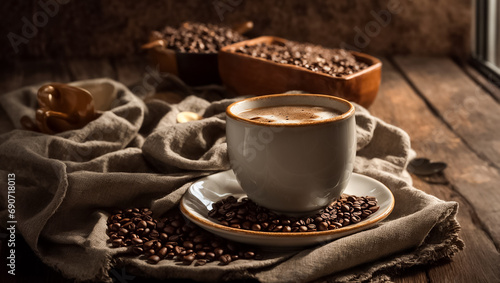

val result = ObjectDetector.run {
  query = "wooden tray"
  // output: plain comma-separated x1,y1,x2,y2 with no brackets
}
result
218,36,382,107
144,43,220,86
143,22,253,86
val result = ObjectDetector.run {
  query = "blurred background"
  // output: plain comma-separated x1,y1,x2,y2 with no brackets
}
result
0,0,474,60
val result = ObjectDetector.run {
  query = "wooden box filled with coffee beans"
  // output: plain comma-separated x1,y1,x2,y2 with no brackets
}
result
218,36,382,108
142,21,252,86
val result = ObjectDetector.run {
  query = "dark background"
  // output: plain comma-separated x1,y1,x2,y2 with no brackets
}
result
0,0,471,60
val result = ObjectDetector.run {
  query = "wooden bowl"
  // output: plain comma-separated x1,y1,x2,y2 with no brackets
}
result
218,36,382,108
143,21,253,86
144,45,220,86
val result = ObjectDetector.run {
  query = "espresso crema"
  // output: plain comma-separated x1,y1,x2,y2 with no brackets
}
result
237,105,341,124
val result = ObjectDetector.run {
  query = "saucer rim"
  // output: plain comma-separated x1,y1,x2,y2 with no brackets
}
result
180,171,395,239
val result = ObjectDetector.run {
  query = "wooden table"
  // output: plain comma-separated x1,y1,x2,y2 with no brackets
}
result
1,56,499,282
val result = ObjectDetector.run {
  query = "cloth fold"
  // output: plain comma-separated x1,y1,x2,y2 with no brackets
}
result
0,78,463,282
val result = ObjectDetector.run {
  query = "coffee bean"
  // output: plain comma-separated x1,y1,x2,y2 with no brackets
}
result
157,247,168,258
174,246,184,255
251,223,261,231
150,230,160,238
206,252,216,260
256,213,268,221
170,220,181,228
144,240,155,249
195,259,207,266
112,239,123,247
318,222,329,231
163,225,176,234
193,235,206,243
183,254,196,264
132,238,143,245
351,215,361,223
219,254,232,265
169,235,180,242
147,255,160,264
160,233,169,241
244,251,255,259
214,247,224,257
184,241,194,249
132,246,144,254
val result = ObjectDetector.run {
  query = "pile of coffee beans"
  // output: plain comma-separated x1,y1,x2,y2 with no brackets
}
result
151,22,246,53
106,208,260,266
231,41,369,77
208,194,379,232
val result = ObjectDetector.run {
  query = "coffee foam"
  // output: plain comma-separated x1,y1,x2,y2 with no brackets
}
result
238,105,340,124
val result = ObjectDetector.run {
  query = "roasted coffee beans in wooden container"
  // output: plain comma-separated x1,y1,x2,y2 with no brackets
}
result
233,41,369,77
149,22,247,53
219,36,382,107
142,22,249,86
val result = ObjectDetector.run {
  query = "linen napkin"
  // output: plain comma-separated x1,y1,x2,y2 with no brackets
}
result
0,78,463,282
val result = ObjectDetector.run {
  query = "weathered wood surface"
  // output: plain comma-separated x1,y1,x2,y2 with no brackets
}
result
1,56,499,283
458,61,500,103
393,56,500,168
371,58,500,283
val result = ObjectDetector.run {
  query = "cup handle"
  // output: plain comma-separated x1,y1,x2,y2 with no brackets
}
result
44,110,71,121
40,110,75,134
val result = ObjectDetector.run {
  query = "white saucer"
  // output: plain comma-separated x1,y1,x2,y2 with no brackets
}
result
180,170,394,248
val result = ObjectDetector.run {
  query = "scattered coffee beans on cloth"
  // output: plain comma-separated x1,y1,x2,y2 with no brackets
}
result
209,194,379,232
106,208,261,266
151,22,247,53
230,41,369,77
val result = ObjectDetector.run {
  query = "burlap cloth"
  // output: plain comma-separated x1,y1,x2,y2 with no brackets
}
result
0,78,464,282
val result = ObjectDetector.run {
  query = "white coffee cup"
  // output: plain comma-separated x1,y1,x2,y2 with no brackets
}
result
226,93,356,214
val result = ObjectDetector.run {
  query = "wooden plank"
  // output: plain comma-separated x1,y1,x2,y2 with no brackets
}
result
392,268,429,283
387,56,500,246
413,178,500,283
458,61,500,103
393,56,500,168
370,58,500,283
67,58,117,81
